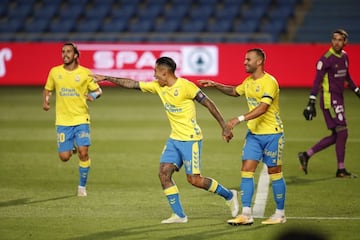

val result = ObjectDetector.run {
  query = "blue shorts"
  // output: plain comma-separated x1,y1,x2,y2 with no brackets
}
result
242,131,284,167
56,124,91,152
160,139,202,175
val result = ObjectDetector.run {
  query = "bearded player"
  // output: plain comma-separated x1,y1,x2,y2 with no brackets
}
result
43,42,102,196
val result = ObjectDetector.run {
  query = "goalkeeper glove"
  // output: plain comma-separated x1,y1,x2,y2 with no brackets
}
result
303,96,316,121
355,88,360,98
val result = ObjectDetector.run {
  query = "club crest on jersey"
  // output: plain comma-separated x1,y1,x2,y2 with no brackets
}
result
256,85,260,92
174,89,179,96
75,75,80,82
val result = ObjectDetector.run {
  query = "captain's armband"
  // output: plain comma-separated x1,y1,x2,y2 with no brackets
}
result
194,91,207,103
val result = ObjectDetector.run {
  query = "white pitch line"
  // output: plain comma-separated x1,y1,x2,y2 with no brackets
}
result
252,164,269,218
255,216,360,220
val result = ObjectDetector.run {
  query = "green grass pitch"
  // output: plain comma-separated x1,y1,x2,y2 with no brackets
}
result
0,87,359,240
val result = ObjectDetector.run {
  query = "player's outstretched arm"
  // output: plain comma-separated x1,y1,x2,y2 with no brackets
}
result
90,74,140,89
198,79,238,97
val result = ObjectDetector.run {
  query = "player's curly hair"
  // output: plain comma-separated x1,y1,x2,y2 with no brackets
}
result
156,57,176,73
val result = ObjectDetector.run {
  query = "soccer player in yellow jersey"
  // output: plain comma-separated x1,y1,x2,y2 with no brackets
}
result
90,56,239,224
199,48,286,225
42,42,102,197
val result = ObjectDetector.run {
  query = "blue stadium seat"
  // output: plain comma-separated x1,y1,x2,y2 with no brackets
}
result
170,0,192,5
128,21,153,32
154,20,180,33
207,20,233,33
137,5,162,21
84,5,110,20
111,5,136,20
197,0,218,6
163,4,189,20
215,6,240,21
49,19,75,33
250,0,272,8
0,19,23,33
180,20,206,32
233,19,259,33
119,0,141,6
24,19,49,33
58,5,83,21
260,20,286,41
189,5,213,20
241,5,266,21
267,6,294,21
33,4,58,20
101,19,127,33
75,20,101,32
93,0,115,5
275,0,299,7
223,0,246,5
66,0,88,5
8,4,32,19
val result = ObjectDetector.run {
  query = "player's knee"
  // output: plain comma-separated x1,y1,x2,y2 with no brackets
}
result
186,175,202,187
158,164,176,183
59,153,71,162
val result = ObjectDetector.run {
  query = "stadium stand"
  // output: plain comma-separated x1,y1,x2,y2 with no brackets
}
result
294,0,360,43
0,0,310,43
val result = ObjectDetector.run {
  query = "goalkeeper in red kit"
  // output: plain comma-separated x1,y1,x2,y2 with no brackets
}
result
299,29,360,178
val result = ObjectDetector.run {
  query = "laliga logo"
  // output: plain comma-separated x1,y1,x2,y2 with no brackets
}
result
0,48,12,77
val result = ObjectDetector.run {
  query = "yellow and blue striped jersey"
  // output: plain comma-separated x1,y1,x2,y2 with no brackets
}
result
44,65,99,126
139,78,202,141
235,73,283,134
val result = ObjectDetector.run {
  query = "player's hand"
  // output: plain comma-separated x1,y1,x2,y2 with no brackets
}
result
90,74,106,83
197,79,216,87
222,128,233,142
43,102,50,111
303,98,316,120
43,94,50,111
355,88,360,98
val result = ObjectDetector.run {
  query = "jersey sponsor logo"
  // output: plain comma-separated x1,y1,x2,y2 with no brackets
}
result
60,87,80,97
164,103,182,113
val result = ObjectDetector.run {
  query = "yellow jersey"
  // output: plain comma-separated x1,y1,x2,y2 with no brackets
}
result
44,65,99,126
235,73,283,134
139,78,202,141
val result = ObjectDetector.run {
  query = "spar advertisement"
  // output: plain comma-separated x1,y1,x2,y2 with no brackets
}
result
0,42,359,87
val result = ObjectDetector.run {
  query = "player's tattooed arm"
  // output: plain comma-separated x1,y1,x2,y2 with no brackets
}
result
104,76,140,89
91,74,140,89
198,79,238,96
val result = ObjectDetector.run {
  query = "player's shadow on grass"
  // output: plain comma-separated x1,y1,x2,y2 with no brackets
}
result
285,175,334,185
0,195,74,207
66,222,266,240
